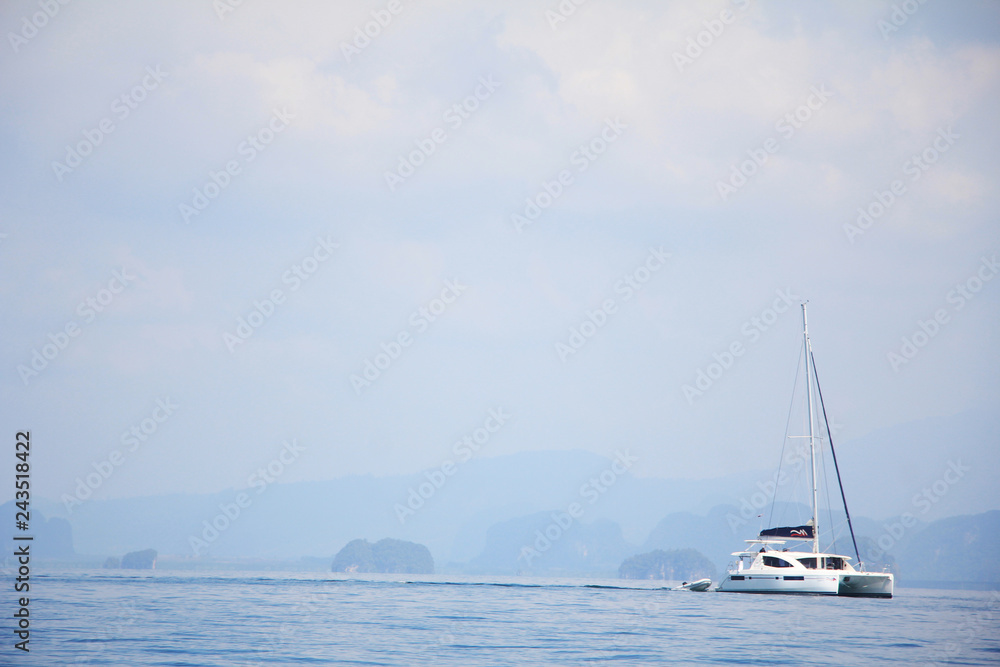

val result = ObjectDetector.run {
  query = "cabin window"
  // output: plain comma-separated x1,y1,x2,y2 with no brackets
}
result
762,556,793,568
823,557,844,570
797,558,817,569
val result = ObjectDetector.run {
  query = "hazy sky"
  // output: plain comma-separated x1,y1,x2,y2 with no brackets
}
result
1,0,998,505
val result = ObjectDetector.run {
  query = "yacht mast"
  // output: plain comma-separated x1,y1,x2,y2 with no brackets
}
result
802,302,820,554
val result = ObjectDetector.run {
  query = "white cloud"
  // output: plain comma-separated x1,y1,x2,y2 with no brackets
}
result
868,40,1000,134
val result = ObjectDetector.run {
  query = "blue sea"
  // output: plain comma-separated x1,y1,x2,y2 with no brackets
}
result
14,570,1000,666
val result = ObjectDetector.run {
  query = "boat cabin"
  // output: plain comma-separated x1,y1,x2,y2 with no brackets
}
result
731,539,856,573
761,555,846,569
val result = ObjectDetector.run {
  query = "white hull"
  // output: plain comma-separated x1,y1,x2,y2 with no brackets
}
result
838,572,893,598
718,570,893,598
718,571,839,595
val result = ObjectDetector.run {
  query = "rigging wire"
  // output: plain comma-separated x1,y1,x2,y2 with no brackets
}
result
812,370,837,553
821,447,836,554
767,338,805,532
810,348,863,569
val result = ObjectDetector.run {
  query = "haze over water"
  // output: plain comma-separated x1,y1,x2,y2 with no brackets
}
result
2,0,998,664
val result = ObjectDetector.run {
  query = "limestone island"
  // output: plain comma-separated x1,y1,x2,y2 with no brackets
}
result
332,538,434,574
104,549,158,570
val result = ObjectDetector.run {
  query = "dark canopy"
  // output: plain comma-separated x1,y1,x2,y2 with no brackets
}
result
760,525,814,539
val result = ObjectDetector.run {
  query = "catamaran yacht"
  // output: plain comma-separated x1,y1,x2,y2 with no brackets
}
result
716,303,893,598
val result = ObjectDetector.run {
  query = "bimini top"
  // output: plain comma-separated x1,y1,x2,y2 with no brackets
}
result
759,524,814,540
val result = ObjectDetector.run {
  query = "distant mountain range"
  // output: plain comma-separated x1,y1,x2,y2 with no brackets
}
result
620,549,716,581
5,493,995,587
894,510,999,585
5,408,997,588
463,512,632,576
